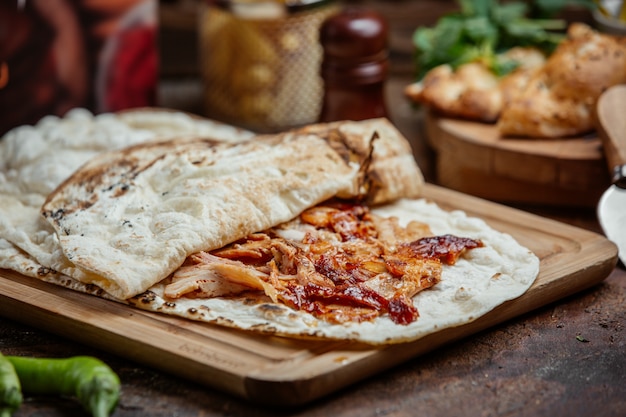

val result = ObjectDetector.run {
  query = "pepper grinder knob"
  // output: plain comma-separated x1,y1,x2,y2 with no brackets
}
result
318,7,389,122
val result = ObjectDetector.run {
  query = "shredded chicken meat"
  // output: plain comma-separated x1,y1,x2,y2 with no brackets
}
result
165,202,483,325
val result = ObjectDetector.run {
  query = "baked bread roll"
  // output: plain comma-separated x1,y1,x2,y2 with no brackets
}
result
404,47,546,123
498,23,626,138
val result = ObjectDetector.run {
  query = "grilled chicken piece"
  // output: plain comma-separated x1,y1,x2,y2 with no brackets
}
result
165,252,276,300
370,213,432,251
211,233,273,261
406,62,502,122
164,262,258,299
405,47,546,123
498,23,626,138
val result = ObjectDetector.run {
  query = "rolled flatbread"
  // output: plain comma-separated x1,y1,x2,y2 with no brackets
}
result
40,118,423,299
0,111,539,345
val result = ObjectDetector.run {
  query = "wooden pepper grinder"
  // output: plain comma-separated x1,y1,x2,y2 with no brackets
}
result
318,6,389,122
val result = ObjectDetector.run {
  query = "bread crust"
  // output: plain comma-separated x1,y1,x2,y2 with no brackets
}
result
498,23,626,138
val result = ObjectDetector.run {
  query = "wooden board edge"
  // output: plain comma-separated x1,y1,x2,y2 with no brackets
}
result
424,113,610,208
0,276,251,399
1,247,615,408
240,244,618,406
425,112,604,159
240,185,620,404
0,185,619,406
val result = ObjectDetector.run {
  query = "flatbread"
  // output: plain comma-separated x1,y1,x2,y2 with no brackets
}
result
127,198,539,345
498,23,626,138
0,111,539,346
295,118,423,205
40,118,423,300
0,108,253,294
404,48,546,123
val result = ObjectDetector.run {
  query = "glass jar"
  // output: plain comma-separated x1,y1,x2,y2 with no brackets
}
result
199,0,338,133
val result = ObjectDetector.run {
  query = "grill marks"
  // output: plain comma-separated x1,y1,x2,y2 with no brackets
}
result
40,139,223,225
37,120,424,302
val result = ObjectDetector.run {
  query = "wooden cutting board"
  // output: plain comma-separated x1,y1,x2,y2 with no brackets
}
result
0,184,618,406
425,113,611,207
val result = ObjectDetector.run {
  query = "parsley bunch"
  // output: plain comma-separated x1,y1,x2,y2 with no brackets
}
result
412,0,569,80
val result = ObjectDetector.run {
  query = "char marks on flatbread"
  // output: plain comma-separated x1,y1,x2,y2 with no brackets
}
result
41,118,423,300
294,118,423,205
0,108,253,290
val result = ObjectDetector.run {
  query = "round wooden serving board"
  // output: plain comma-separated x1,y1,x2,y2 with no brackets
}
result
425,112,611,208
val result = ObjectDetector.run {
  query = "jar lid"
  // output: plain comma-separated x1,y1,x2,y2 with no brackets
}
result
319,7,388,62
210,0,334,18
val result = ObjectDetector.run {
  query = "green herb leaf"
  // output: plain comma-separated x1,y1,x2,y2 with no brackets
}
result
492,2,528,24
411,0,568,80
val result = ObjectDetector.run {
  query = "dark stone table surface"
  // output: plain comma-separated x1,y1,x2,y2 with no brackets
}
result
2,1,624,416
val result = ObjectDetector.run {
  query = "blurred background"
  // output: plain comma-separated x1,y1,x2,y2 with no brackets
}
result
0,0,608,137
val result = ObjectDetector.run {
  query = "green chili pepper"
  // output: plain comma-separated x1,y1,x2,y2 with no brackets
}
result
6,355,120,417
0,353,22,417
